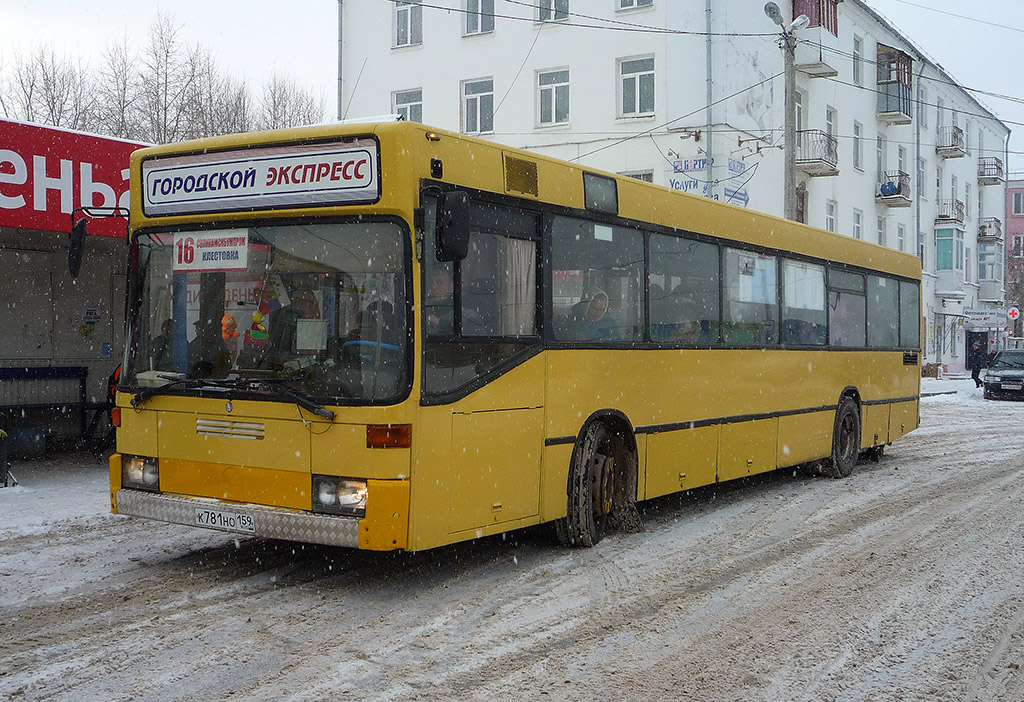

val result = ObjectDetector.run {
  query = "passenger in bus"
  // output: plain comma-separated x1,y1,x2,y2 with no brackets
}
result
424,268,455,335
564,288,618,341
149,319,174,370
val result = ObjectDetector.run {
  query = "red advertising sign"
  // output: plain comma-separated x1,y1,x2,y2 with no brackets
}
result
0,118,146,237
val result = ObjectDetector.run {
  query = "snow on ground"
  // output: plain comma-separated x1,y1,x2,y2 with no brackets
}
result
2,378,1024,701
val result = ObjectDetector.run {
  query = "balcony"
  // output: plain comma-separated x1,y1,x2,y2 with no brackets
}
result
936,199,965,225
876,45,913,124
876,170,911,207
936,125,966,158
795,129,839,177
793,1,840,77
978,217,1003,242
978,156,1005,185
978,281,1003,303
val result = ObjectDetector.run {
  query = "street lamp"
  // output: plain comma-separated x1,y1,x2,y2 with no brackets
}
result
765,2,809,221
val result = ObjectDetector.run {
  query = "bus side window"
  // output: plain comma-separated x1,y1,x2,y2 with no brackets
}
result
723,249,778,346
649,234,720,344
781,259,826,346
549,216,644,343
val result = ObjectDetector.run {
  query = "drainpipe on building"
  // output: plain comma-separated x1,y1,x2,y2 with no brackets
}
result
705,0,714,201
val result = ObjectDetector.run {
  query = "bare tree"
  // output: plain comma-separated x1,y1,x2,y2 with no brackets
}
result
256,73,326,131
139,11,200,143
95,35,144,140
184,47,254,139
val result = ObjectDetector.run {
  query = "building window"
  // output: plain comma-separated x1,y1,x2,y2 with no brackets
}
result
936,166,942,195
876,134,886,178
464,0,494,36
394,1,423,48
877,216,887,247
538,0,569,21
852,209,863,239
393,89,423,122
1013,192,1024,215
965,183,971,218
825,200,837,232
538,69,570,126
1012,234,1024,258
979,242,1002,281
936,228,963,270
825,106,836,137
917,158,926,199
853,35,864,85
462,78,494,134
898,224,906,253
853,122,863,170
619,56,655,117
618,0,653,8
919,85,928,128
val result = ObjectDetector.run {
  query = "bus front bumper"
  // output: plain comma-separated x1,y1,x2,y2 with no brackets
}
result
115,489,361,548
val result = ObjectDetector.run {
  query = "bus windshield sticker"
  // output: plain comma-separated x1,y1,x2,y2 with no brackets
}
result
173,230,248,272
142,139,379,216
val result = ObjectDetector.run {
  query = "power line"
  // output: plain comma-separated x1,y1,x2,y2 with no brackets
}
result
389,0,776,37
569,72,783,161
868,0,1024,35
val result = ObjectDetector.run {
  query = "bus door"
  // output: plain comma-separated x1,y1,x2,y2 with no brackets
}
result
421,196,544,537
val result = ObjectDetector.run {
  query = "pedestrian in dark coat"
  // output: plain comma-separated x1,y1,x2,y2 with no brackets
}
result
970,342,984,388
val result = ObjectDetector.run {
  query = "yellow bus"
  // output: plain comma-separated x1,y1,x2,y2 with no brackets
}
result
95,120,920,551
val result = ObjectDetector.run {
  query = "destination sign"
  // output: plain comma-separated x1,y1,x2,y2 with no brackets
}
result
142,139,379,216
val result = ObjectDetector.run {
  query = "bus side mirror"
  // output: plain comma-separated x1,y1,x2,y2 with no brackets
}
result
435,191,469,262
69,217,88,278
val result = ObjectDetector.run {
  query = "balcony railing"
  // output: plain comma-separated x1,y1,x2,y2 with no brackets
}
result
936,125,966,158
876,170,911,207
978,217,1003,241
795,129,839,176
978,156,1005,185
936,199,965,224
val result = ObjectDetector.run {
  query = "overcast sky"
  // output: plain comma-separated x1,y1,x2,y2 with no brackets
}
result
4,0,1023,169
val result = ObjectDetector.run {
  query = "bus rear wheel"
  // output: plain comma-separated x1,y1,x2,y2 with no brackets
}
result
557,422,615,547
826,396,861,479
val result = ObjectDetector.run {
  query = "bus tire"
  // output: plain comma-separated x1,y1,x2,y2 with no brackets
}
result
827,396,861,479
556,421,614,548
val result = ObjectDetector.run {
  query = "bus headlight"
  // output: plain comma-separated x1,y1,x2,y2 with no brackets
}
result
312,476,367,517
122,455,160,492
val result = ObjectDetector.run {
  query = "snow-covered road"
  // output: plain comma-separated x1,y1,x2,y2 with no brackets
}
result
2,379,1023,701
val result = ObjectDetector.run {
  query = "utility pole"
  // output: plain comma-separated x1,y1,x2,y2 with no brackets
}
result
337,0,344,120
764,3,809,221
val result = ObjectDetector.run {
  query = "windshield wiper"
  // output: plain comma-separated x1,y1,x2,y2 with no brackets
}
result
130,375,230,408
229,377,335,421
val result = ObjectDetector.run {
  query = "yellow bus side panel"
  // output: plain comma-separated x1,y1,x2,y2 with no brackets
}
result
160,458,311,510
777,411,833,468
889,400,918,442
449,408,543,533
540,443,573,522
719,418,778,481
116,398,159,458
645,426,719,499
862,403,891,448
359,479,410,551
109,453,122,513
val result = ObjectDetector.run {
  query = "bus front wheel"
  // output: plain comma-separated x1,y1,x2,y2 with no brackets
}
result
557,422,614,547
827,396,861,479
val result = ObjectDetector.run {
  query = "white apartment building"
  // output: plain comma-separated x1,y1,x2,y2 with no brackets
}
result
337,0,1010,370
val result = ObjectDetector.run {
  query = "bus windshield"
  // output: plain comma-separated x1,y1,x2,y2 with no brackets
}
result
124,220,409,404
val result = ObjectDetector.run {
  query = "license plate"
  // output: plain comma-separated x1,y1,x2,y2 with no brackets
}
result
195,507,256,533
1002,383,1022,391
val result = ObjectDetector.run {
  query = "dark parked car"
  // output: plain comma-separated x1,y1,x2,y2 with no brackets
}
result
983,350,1024,400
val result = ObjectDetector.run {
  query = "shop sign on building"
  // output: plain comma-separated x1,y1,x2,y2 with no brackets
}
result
0,119,145,237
